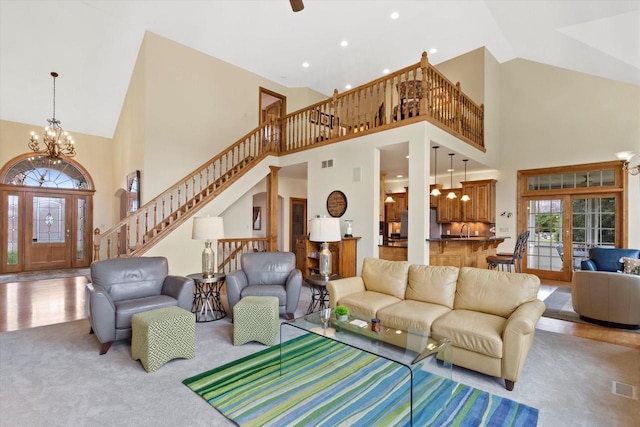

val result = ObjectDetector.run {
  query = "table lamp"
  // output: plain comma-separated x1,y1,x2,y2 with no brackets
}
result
192,216,224,277
309,217,341,278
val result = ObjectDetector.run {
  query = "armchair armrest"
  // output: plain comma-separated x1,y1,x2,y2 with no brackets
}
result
86,283,117,343
581,259,597,271
225,270,248,313
501,299,545,382
285,269,303,315
327,277,366,308
162,275,194,311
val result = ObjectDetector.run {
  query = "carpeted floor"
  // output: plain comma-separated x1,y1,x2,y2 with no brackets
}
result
1,287,638,427
542,286,640,333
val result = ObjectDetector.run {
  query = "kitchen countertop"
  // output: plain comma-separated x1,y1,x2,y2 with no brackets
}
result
426,236,510,242
379,241,408,248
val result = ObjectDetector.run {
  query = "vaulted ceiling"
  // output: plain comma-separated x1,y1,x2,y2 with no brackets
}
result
1,0,638,142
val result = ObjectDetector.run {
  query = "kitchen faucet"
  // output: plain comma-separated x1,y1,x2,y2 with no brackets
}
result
460,223,470,238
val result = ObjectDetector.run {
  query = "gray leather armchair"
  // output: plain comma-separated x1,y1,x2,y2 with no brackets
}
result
226,252,302,320
86,256,194,354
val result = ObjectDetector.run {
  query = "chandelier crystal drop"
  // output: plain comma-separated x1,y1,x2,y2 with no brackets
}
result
28,72,76,164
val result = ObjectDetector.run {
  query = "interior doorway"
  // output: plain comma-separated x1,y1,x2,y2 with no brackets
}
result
290,198,307,256
259,87,286,125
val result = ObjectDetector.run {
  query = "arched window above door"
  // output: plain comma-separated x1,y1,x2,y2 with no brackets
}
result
1,155,91,189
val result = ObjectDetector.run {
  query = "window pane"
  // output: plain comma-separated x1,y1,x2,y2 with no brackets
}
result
7,195,19,264
602,170,615,186
77,198,86,261
33,197,65,243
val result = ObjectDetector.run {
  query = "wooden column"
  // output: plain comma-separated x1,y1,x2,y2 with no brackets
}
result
266,166,281,251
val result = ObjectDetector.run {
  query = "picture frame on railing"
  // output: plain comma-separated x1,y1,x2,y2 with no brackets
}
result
309,109,318,124
126,170,140,213
319,111,338,128
253,207,261,230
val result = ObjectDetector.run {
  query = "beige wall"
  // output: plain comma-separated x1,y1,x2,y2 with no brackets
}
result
496,58,640,250
0,119,114,233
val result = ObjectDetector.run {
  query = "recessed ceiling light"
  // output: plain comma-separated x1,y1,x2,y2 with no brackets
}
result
383,68,390,74
429,48,437,54
340,40,348,47
345,84,352,90
447,168,454,172
405,155,409,159
302,62,310,68
396,175,403,178
391,12,399,19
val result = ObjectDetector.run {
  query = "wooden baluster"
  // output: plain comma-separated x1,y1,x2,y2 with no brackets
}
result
106,236,111,260
124,222,131,256
116,229,121,258
135,216,140,247
144,209,149,237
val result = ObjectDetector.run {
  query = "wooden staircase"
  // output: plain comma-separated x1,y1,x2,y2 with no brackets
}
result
94,52,485,262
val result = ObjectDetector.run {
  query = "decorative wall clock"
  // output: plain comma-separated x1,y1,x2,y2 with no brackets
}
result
326,190,347,217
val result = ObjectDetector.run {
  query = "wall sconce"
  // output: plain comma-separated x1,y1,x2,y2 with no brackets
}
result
500,211,513,218
616,151,639,175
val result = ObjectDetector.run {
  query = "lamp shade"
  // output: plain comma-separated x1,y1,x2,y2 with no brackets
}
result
192,216,225,241
309,217,341,242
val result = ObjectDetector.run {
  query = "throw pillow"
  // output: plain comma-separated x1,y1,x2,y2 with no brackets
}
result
620,257,640,275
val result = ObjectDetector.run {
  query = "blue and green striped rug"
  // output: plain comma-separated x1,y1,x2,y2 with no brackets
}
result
183,334,538,426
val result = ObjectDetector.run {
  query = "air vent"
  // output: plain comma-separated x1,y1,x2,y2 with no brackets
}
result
612,381,637,399
321,159,334,168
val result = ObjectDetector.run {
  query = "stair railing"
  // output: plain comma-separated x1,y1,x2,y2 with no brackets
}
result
93,121,279,261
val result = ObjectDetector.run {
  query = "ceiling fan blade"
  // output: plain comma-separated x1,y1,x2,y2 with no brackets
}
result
290,0,304,12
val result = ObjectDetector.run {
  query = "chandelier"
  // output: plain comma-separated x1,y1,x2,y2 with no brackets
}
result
28,72,75,163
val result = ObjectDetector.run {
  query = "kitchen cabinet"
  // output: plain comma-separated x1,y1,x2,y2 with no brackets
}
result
437,188,462,222
429,184,442,208
296,236,360,278
384,192,407,222
461,179,497,223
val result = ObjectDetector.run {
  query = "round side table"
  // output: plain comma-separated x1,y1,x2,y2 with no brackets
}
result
305,273,342,314
187,273,227,322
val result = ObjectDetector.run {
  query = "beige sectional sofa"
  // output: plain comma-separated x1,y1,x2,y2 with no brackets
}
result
327,257,545,391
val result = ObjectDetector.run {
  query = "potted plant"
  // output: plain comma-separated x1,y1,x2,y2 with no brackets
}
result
334,305,349,321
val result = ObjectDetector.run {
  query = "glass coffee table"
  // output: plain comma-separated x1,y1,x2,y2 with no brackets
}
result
280,311,454,425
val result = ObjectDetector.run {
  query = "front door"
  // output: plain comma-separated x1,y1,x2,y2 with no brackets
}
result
24,193,73,270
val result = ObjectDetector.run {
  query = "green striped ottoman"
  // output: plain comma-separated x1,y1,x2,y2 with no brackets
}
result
233,296,279,346
131,306,195,372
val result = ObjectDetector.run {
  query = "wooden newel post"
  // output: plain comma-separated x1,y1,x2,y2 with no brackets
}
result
420,52,429,117
266,166,281,251
93,228,101,261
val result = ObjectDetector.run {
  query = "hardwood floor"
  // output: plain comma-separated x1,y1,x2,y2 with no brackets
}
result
1,274,638,350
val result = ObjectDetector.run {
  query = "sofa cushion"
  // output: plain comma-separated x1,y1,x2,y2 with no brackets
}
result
431,309,506,359
377,300,451,333
362,258,409,300
114,295,177,329
339,290,402,320
407,265,458,309
454,267,540,318
241,285,287,305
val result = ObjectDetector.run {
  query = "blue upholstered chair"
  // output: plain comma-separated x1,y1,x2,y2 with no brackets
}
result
581,247,640,272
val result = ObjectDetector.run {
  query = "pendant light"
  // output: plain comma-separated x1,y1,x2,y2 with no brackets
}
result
430,146,442,196
461,159,471,202
446,153,457,199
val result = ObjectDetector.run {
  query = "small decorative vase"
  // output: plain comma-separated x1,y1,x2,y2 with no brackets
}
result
336,314,348,321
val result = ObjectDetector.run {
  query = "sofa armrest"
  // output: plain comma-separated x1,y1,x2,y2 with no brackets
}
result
581,259,596,271
501,299,545,383
327,277,366,308
162,275,195,311
225,270,248,313
86,283,117,343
